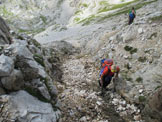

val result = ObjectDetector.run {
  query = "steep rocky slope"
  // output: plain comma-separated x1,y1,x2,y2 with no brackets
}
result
0,0,162,122
36,0,162,121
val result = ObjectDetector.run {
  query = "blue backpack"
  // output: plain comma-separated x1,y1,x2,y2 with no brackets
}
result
129,13,134,19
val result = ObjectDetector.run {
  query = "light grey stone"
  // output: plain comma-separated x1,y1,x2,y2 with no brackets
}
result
0,54,14,76
138,28,143,34
0,90,60,122
1,69,24,90
38,85,51,100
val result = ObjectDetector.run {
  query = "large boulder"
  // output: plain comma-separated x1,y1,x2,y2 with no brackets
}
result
142,88,162,122
0,54,14,77
0,90,60,122
0,17,11,44
1,69,24,91
7,40,46,80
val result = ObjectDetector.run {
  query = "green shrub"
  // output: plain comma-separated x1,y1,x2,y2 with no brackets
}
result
99,1,109,6
136,77,143,82
75,10,82,15
124,45,138,54
40,15,47,24
138,57,147,62
31,39,41,48
126,77,133,81
130,48,137,54
124,45,133,51
150,15,162,21
139,96,146,102
74,17,80,22
155,85,161,90
33,54,45,67
82,3,88,8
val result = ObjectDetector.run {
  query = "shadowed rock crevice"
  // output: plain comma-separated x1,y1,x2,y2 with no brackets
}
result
0,17,12,44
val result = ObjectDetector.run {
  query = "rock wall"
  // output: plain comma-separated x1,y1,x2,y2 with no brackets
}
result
0,17,60,122
142,88,162,122
0,16,12,44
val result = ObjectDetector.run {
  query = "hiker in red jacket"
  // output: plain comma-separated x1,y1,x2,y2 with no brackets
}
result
99,59,120,90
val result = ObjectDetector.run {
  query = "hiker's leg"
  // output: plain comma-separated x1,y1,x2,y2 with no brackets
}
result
98,79,101,86
128,17,131,25
129,16,134,25
103,76,112,88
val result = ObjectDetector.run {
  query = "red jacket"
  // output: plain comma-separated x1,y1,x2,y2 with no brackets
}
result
102,65,114,77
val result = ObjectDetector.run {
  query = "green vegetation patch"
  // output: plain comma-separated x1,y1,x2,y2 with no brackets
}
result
82,3,88,8
155,85,161,90
0,46,4,52
33,54,45,67
78,15,96,25
0,6,14,16
74,17,80,22
77,0,157,25
138,57,147,62
148,32,157,39
97,0,157,23
31,39,41,48
18,28,45,35
121,72,133,81
124,45,138,54
130,48,138,54
99,1,109,6
150,15,162,22
98,0,138,13
124,45,133,51
25,86,49,103
79,3,89,8
75,10,82,15
136,77,143,82
40,15,47,24
139,96,146,102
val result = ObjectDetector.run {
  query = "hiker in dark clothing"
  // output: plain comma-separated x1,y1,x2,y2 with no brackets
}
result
128,7,136,25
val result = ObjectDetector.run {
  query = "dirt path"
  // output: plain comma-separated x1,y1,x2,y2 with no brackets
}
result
57,56,125,122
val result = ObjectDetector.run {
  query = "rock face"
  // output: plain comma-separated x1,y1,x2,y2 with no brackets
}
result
0,17,11,44
0,0,162,121
0,17,60,121
0,54,14,76
142,88,162,122
0,90,60,122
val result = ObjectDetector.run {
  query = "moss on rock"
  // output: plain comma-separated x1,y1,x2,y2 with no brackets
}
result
25,86,49,103
33,54,45,67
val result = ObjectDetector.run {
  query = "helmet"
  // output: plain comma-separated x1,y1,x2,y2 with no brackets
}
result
111,65,117,73
104,59,113,66
111,65,120,73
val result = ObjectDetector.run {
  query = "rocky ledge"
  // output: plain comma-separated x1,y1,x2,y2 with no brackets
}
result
0,17,60,122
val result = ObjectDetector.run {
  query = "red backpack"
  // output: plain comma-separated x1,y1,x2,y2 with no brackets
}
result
100,59,113,76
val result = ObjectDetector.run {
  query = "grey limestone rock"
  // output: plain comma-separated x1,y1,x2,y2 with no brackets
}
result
1,69,24,90
0,17,12,44
0,90,60,122
0,54,14,77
